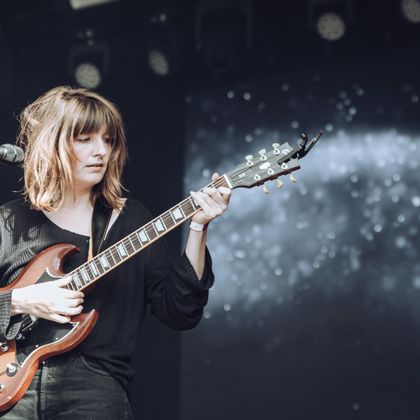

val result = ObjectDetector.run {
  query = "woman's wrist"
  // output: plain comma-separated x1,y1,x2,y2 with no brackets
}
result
11,289,25,316
189,220,208,232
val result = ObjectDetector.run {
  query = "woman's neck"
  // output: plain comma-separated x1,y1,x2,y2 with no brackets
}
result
41,188,95,236
60,188,93,211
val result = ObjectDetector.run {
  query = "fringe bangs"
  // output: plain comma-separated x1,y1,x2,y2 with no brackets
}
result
17,86,127,211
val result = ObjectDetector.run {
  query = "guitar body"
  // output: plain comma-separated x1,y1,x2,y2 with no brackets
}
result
0,244,99,412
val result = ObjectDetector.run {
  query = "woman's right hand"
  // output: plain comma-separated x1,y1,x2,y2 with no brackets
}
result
10,276,84,324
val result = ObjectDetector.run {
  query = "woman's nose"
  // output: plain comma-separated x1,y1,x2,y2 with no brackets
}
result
93,136,108,155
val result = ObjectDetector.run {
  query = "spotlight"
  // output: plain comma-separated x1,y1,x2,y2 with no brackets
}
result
145,6,180,76
316,12,346,41
309,0,352,42
69,0,119,10
68,42,109,89
148,49,170,76
401,0,420,23
74,62,101,88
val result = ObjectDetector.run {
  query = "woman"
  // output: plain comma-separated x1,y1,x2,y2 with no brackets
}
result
0,86,230,419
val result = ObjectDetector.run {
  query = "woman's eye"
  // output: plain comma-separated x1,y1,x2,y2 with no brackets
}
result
78,137,90,142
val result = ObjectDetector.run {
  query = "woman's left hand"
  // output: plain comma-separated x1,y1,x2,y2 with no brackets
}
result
190,173,231,226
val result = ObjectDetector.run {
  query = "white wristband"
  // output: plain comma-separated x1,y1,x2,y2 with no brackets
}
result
189,221,208,232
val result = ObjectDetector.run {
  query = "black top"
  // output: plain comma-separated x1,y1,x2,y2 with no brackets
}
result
0,197,214,389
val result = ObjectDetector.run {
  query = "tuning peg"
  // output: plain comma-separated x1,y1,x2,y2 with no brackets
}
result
276,179,284,189
258,149,267,156
289,174,297,183
258,149,267,161
272,143,281,155
263,183,270,194
245,154,254,166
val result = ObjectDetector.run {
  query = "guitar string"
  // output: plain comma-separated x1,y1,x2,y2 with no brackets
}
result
18,178,228,330
19,154,295,329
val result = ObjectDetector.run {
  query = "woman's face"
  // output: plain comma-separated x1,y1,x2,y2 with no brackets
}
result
71,126,112,192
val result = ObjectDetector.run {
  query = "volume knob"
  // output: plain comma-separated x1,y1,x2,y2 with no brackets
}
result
6,363,18,376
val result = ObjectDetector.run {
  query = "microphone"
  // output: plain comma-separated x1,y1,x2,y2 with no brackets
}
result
0,144,24,164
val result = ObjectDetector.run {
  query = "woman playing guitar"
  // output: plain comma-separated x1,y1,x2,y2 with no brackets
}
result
0,86,231,418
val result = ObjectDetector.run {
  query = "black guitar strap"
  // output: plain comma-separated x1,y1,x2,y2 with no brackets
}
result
91,199,113,256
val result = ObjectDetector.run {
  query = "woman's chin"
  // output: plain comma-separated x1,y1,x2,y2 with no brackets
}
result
74,175,105,191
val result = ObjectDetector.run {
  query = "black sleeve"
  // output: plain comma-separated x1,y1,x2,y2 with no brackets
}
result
144,238,214,330
0,213,22,341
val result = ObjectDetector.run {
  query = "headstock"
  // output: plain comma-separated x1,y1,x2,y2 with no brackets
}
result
225,131,323,191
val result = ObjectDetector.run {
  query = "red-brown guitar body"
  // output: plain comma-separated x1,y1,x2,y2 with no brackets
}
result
0,244,99,412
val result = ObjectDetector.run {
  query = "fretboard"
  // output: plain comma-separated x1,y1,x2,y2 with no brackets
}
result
65,176,230,291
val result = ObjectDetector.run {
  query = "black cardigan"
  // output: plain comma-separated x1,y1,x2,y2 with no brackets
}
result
0,197,214,389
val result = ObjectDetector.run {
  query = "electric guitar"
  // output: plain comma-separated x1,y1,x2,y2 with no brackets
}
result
0,132,322,411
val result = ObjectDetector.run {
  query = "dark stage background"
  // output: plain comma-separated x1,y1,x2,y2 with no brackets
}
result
0,1,419,420
181,51,420,419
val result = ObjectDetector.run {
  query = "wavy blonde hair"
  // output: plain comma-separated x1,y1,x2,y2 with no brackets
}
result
17,86,127,211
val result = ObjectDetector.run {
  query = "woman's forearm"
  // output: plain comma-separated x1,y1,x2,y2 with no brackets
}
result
185,228,207,280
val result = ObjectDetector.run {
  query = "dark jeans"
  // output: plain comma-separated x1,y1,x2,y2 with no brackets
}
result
1,352,133,420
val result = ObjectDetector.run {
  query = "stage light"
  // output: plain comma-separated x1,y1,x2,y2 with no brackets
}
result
145,6,180,76
195,0,253,75
309,0,352,42
69,0,119,10
68,42,109,89
401,0,420,23
148,49,170,76
316,12,346,41
74,62,101,88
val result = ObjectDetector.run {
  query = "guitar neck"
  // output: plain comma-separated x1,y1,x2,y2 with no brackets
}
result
66,175,231,292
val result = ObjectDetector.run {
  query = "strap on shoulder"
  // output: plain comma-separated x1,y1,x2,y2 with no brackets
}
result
91,199,113,256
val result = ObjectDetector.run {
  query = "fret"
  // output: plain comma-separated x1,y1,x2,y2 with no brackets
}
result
105,251,114,266
189,197,198,210
73,273,83,289
220,176,230,188
94,258,105,274
129,233,141,250
117,243,128,257
162,213,175,229
109,249,121,264
153,218,166,233
137,229,149,244
188,199,196,213
78,272,87,287
168,210,176,225
125,236,136,253
84,264,94,280
67,281,76,291
146,224,157,240
99,254,110,269
180,200,193,216
90,260,99,276
171,206,184,221
79,267,89,283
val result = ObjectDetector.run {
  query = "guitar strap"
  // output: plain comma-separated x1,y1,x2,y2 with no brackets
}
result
91,199,113,256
